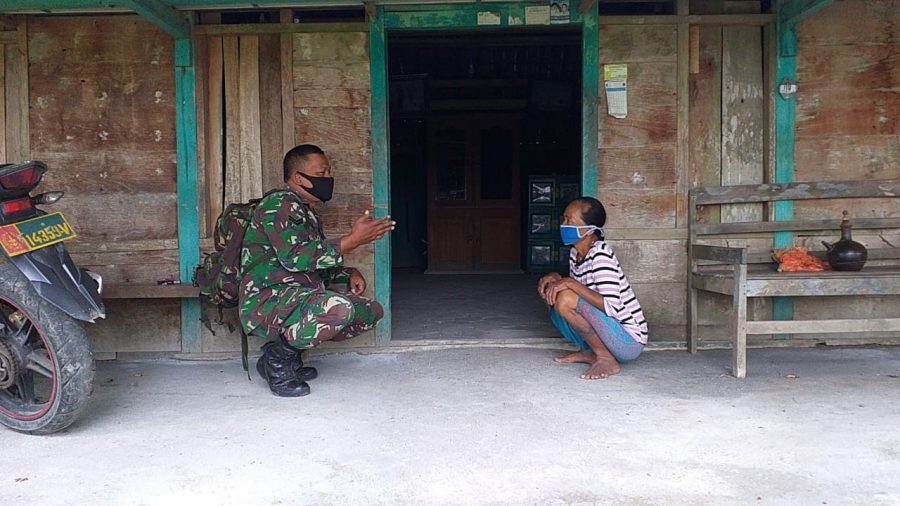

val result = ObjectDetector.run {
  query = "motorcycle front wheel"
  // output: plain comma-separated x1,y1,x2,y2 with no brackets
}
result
0,259,94,435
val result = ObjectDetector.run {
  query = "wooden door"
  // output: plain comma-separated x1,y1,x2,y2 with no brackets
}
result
427,119,473,271
427,115,521,272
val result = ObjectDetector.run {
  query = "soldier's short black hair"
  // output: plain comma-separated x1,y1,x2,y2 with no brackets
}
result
283,144,325,182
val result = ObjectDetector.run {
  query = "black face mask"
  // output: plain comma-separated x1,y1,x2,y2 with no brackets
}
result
298,172,334,203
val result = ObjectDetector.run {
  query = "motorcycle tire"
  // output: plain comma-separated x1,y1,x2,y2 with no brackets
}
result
0,257,94,435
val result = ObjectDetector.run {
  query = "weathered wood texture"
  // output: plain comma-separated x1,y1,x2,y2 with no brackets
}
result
3,20,29,163
599,26,678,229
793,0,900,221
25,16,182,352
28,16,177,243
689,26,722,225
721,24,764,223
689,178,900,373
292,30,373,241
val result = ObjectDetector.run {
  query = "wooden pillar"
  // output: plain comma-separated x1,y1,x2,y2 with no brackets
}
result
581,1,599,197
175,38,202,353
772,0,833,329
369,6,391,347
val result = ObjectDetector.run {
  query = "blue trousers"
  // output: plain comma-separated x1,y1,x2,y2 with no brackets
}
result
549,298,643,362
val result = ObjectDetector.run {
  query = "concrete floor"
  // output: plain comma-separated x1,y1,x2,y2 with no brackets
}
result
3,346,900,505
392,270,557,340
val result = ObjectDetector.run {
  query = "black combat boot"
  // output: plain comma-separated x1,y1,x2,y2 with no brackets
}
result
256,340,310,397
288,348,318,382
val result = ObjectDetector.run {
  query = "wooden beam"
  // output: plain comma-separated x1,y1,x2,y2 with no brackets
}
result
121,0,190,38
194,22,367,36
369,6,391,347
581,1,599,198
238,35,262,201
747,318,900,335
174,37,202,353
675,0,689,228
0,46,5,162
692,245,748,264
205,35,224,234
599,14,774,25
692,179,900,206
279,9,295,157
694,217,900,236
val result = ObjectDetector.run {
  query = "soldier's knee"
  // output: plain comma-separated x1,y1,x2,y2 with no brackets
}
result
370,300,384,321
322,294,355,327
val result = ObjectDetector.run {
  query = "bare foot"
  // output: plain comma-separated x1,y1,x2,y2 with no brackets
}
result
580,356,621,380
554,350,596,364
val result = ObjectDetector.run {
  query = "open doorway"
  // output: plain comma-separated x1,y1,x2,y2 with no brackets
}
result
389,30,582,341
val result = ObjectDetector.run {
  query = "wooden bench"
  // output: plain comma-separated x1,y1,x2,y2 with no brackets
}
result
688,179,900,378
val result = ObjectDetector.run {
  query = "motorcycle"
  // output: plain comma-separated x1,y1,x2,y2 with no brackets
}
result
0,160,104,434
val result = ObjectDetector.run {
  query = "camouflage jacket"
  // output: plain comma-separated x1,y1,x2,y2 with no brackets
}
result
239,188,353,337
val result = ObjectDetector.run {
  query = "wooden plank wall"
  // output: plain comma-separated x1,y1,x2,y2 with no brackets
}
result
598,26,688,340
292,29,376,347
2,19,29,163
26,16,183,354
790,0,900,338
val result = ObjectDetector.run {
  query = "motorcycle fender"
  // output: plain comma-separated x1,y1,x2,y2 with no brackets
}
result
7,244,106,322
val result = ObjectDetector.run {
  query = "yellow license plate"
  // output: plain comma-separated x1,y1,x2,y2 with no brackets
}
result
0,212,77,257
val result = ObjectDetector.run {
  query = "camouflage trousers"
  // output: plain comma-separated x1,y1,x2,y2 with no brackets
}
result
277,290,383,350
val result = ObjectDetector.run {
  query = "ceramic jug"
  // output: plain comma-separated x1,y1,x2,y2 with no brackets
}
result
821,211,867,271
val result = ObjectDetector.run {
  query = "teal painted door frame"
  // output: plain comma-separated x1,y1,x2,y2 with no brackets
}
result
368,2,600,346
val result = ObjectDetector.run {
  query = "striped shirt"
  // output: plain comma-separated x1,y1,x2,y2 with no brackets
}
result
570,240,649,344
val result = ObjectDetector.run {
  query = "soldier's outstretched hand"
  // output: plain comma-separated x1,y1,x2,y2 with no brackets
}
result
341,210,396,254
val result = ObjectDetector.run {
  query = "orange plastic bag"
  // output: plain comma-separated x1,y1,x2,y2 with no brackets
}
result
773,246,830,272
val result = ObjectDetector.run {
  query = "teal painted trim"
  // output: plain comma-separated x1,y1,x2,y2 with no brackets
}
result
384,2,583,30
174,38,202,351
369,2,594,346
181,298,202,353
781,0,833,25
773,16,798,331
175,38,200,282
370,8,392,347
581,2,599,197
123,0,190,38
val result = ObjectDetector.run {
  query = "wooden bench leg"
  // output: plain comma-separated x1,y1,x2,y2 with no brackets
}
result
732,264,748,378
689,283,699,354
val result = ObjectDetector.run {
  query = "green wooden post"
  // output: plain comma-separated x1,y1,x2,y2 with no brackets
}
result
369,8,392,347
581,2,599,197
772,0,833,332
772,16,797,327
174,38,202,353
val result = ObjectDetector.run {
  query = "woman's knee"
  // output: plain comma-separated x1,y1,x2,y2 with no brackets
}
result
553,288,579,313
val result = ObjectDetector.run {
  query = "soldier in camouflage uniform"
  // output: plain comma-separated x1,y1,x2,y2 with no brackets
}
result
240,144,395,397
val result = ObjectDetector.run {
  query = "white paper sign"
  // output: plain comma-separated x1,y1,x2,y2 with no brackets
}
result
477,11,501,25
525,5,550,25
604,64,628,119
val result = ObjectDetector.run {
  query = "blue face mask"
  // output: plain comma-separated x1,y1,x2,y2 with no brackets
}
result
560,225,602,246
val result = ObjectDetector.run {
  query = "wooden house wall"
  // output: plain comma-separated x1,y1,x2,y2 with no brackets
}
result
790,0,900,337
21,16,186,354
0,1,895,355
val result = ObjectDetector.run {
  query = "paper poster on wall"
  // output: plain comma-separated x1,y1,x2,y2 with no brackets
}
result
477,11,501,25
550,0,570,24
525,5,550,25
603,64,628,119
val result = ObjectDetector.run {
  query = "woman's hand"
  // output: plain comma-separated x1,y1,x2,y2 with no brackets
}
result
537,272,563,304
546,277,585,306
